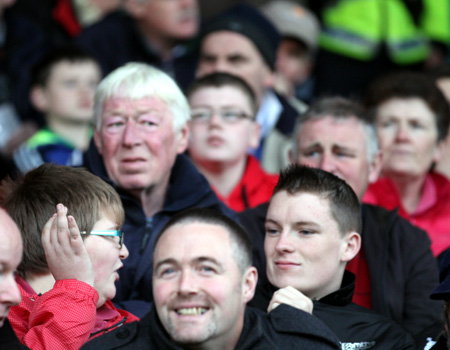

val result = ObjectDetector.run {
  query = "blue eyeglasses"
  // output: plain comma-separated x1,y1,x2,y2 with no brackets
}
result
80,230,125,249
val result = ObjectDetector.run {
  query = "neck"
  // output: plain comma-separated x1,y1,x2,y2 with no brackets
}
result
136,21,177,61
26,273,55,295
47,115,93,151
139,174,171,217
194,157,247,198
384,171,427,213
181,314,244,350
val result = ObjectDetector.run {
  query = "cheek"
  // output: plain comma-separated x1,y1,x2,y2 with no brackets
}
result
153,281,173,307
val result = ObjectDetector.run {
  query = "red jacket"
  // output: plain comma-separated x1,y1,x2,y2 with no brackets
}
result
8,277,139,350
363,172,450,257
214,155,279,212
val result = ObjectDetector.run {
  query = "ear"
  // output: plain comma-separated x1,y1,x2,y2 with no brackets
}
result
242,266,258,304
30,86,49,113
248,122,261,150
123,0,148,19
368,150,383,184
434,138,447,164
93,128,103,155
175,123,190,154
340,232,361,263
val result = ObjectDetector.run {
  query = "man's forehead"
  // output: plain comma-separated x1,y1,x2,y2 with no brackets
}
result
268,191,334,225
298,116,367,145
103,96,168,112
155,222,232,259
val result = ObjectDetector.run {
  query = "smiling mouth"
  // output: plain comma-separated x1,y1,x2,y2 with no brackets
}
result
176,307,208,316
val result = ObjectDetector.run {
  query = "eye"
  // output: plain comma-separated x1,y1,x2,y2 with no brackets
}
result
299,229,315,235
335,150,354,158
302,150,320,158
62,79,77,88
410,120,424,129
199,265,216,275
191,110,211,121
221,110,240,121
265,227,280,236
159,267,176,278
379,120,395,128
105,118,126,131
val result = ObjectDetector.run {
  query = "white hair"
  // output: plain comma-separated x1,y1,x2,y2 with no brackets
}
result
94,62,190,132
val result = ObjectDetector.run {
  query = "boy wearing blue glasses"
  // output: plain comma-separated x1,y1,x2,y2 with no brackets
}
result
0,163,138,350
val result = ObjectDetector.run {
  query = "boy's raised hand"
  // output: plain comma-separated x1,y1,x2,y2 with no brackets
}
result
41,203,95,287
268,286,313,314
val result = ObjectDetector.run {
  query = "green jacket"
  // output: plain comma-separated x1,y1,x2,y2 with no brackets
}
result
319,0,450,63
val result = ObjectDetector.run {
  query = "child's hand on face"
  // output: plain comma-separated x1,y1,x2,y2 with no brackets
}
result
41,204,95,287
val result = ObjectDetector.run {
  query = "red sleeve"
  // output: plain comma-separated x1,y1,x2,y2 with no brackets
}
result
9,279,99,350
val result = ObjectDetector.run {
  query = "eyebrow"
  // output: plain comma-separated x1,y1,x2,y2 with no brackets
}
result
265,218,321,229
153,256,223,271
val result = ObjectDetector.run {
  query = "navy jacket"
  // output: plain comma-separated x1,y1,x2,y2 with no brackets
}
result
75,11,199,91
83,142,236,317
80,304,341,350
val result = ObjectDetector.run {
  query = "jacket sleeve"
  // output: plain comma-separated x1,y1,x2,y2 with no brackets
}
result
398,219,442,335
9,279,99,350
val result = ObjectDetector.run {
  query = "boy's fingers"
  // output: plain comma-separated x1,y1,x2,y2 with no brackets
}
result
42,213,57,246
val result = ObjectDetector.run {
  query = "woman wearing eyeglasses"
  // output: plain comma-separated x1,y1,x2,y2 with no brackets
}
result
1,164,139,350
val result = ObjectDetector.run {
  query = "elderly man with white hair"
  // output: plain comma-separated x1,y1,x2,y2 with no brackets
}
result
82,62,234,318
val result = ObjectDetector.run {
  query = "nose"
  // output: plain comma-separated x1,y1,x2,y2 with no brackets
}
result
274,231,294,254
178,270,197,295
318,152,337,174
0,274,22,308
395,123,409,142
208,111,223,127
120,243,129,260
122,119,142,147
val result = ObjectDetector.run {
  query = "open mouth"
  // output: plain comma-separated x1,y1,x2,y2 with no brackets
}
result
175,307,208,316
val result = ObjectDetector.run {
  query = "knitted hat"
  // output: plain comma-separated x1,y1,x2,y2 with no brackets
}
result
201,4,280,70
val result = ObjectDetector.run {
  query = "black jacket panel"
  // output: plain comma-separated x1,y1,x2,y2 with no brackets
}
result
80,304,341,350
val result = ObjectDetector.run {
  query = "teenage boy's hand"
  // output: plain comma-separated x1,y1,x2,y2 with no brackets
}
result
268,286,313,314
41,203,95,287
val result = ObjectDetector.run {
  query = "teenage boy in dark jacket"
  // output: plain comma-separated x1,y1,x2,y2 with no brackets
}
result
250,165,415,349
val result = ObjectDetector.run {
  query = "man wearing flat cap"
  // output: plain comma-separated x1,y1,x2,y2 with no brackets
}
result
196,4,306,174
